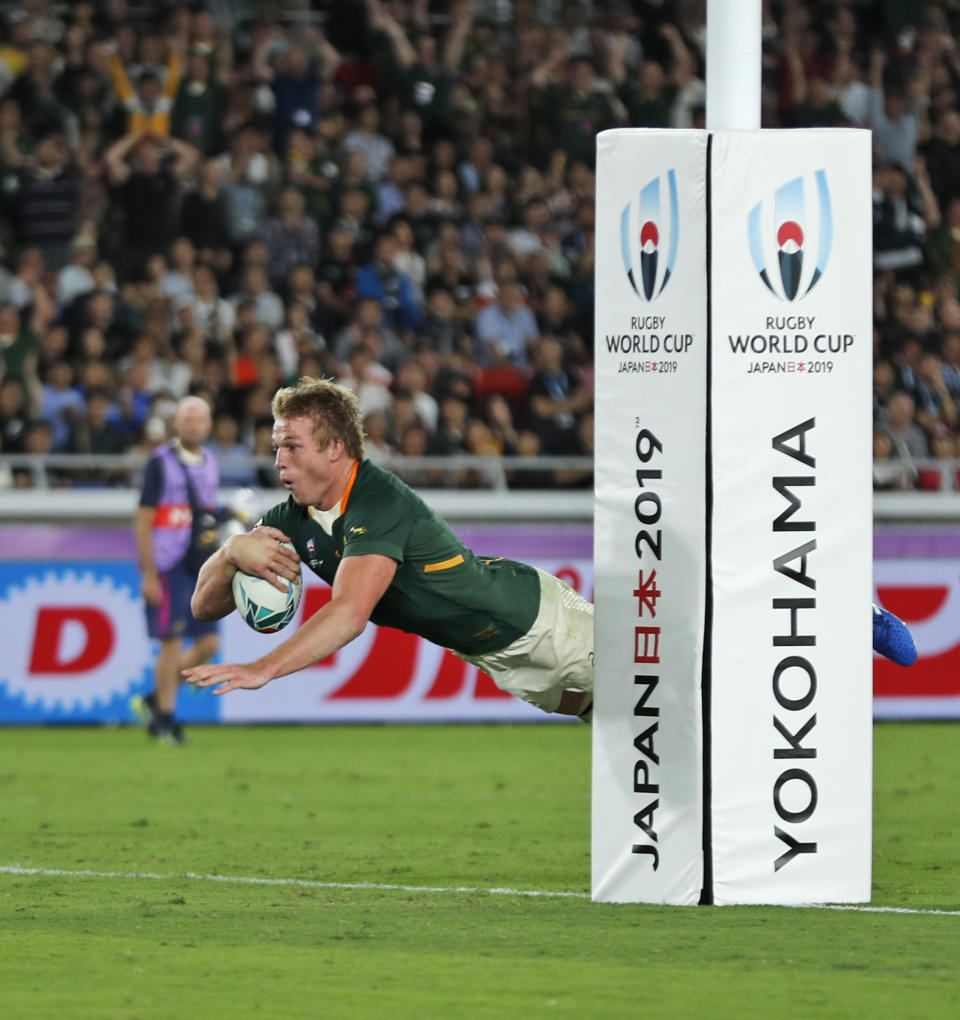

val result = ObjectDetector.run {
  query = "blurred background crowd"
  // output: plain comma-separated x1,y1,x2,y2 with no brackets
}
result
0,0,955,491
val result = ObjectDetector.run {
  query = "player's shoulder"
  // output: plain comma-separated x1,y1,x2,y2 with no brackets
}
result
354,459,422,504
147,441,173,463
348,459,430,522
141,442,171,480
261,495,306,529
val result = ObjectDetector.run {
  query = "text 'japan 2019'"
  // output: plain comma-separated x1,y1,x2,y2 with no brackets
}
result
631,428,663,871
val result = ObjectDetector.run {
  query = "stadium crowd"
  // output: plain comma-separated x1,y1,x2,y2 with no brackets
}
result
0,0,956,491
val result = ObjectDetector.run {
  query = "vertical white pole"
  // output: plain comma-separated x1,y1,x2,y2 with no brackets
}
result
706,0,762,130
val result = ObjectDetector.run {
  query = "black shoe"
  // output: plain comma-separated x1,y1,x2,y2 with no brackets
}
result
148,716,189,745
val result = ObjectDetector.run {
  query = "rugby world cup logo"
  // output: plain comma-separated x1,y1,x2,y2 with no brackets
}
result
748,169,832,301
620,169,679,300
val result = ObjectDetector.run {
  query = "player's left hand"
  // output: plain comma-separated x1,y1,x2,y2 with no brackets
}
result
183,661,272,695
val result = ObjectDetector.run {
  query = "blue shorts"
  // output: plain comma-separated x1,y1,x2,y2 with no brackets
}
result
145,561,219,641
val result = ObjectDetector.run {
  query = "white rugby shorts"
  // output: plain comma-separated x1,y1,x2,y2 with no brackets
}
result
452,568,594,713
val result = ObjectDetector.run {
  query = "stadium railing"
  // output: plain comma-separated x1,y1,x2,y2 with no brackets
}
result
0,452,595,525
2,453,954,525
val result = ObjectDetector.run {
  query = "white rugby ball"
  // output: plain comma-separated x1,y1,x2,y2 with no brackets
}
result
232,542,303,633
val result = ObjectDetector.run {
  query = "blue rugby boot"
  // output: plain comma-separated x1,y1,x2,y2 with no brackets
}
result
872,603,918,667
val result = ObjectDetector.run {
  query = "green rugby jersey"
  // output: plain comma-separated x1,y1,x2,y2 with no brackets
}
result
261,459,541,655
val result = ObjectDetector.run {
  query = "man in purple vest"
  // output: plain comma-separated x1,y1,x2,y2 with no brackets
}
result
134,396,221,743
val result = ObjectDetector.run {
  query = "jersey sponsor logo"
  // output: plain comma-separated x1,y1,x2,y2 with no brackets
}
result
349,526,367,535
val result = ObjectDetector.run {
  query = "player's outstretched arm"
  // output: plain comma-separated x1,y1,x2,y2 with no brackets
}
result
191,527,301,621
185,553,398,695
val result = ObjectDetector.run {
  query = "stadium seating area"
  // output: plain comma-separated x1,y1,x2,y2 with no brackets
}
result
0,0,955,490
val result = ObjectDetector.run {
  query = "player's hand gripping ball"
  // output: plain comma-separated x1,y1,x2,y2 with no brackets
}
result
232,542,302,633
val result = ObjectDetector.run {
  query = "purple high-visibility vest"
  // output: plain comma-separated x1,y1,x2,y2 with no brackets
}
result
140,442,220,573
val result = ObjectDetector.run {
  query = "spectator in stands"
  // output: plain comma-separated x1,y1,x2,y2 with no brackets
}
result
939,331,960,400
869,48,927,172
181,263,233,342
39,359,84,451
105,130,200,275
316,224,359,334
8,41,73,140
274,300,331,383
872,161,937,272
355,231,423,333
474,280,537,368
67,386,127,470
337,342,393,416
873,429,918,490
284,263,321,326
431,394,470,454
171,49,226,156
912,351,958,436
929,195,960,276
253,33,340,154
109,35,182,137
882,391,930,459
57,234,98,310
394,359,439,432
0,374,30,452
343,102,395,185
0,96,31,174
390,215,426,302
218,123,279,244
179,156,232,273
533,54,618,166
8,131,82,270
230,264,284,331
286,127,338,227
0,302,39,382
921,109,960,202
362,408,394,465
874,359,899,424
160,236,197,304
208,410,256,488
526,335,593,453
261,187,321,291
21,419,54,482
419,284,472,358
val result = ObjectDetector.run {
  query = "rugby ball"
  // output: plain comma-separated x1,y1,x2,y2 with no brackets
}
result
231,543,302,633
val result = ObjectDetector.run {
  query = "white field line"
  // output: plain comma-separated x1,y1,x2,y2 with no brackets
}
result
2,864,959,916
0,864,588,899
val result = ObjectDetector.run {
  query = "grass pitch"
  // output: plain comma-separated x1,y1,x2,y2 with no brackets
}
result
1,723,958,1019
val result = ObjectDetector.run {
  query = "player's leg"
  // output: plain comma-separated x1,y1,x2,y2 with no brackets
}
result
154,636,183,716
555,688,594,721
180,631,219,671
872,603,917,667
135,568,177,732
542,572,594,719
148,563,199,744
459,569,595,716
171,617,220,744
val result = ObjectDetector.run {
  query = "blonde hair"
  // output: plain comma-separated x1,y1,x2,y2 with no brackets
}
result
271,377,366,459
